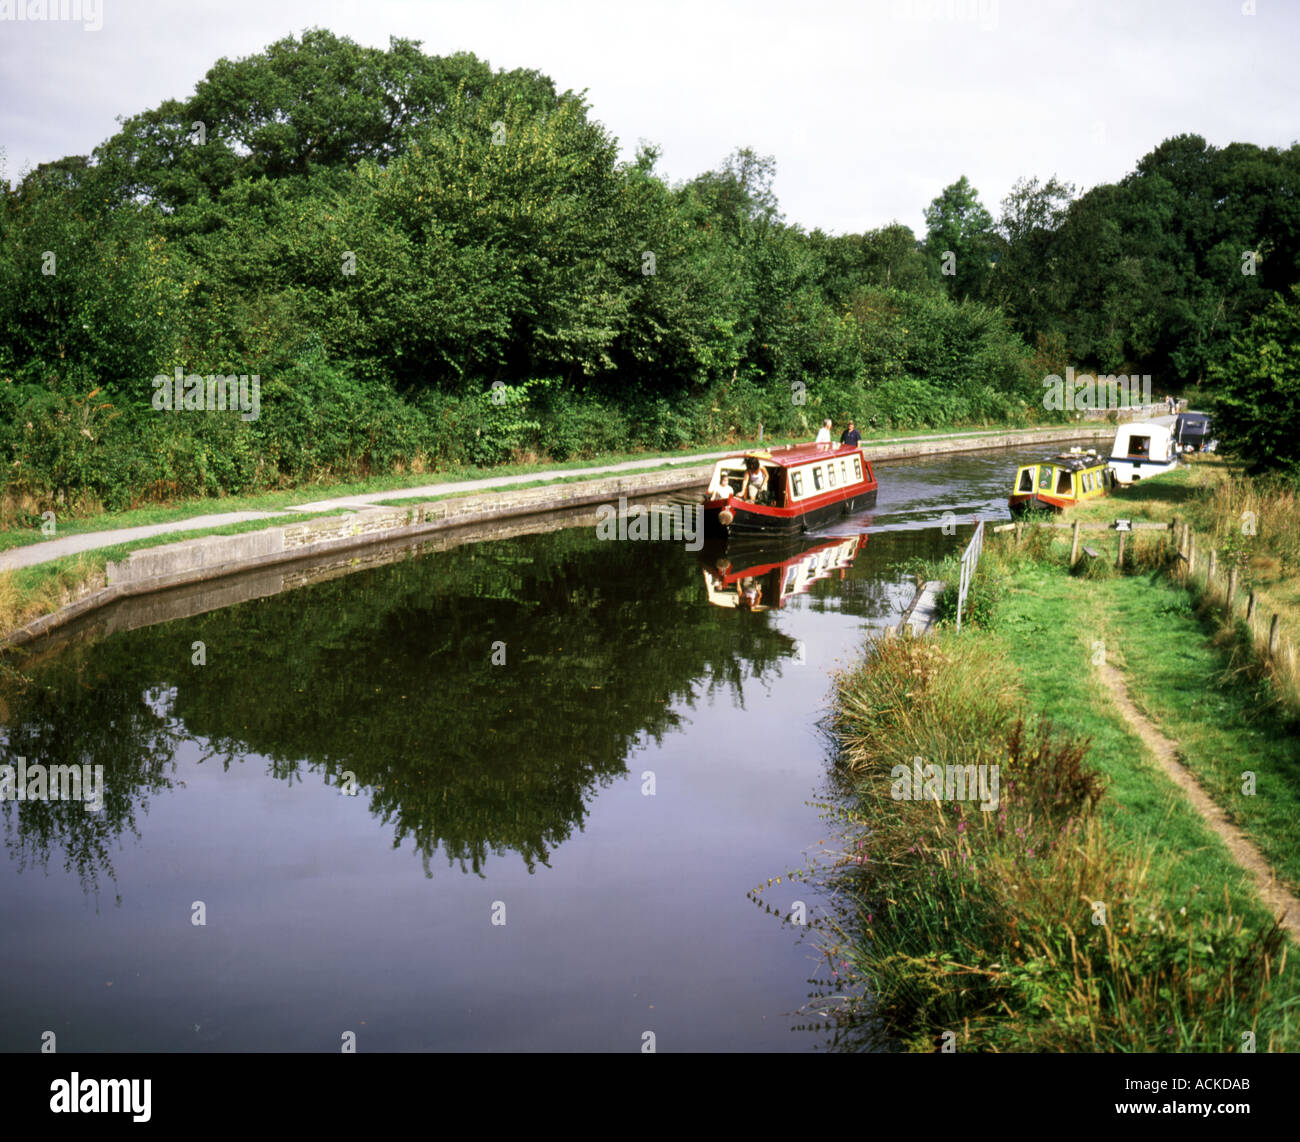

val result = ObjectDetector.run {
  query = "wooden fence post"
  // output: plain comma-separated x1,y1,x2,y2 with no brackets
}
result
1247,590,1257,623
1206,549,1216,588
1269,614,1281,658
1226,566,1238,618
1187,533,1196,575
1070,520,1081,568
1116,530,1126,569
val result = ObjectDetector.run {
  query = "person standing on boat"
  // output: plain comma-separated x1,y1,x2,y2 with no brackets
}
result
815,419,833,451
742,456,767,502
840,421,861,448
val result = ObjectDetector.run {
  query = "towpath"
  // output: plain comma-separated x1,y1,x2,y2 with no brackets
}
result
0,426,1099,573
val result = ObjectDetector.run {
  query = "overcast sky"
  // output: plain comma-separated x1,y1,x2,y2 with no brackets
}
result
1,0,1296,235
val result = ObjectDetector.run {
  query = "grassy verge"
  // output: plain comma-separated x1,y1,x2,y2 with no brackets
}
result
1041,456,1300,712
812,518,1300,1052
0,453,717,552
0,514,323,641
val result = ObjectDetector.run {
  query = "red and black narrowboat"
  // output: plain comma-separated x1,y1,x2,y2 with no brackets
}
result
701,444,878,537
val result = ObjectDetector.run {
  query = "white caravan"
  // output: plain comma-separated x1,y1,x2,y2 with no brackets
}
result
1108,421,1179,485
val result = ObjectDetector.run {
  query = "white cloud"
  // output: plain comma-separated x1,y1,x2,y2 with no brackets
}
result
0,0,1295,235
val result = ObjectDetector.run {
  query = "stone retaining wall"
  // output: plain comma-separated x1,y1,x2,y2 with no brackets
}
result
4,425,1115,650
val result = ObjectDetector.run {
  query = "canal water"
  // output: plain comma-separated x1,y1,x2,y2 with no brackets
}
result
0,440,1096,1052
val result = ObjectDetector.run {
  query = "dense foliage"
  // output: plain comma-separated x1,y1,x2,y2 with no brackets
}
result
2,30,1297,514
1213,285,1300,477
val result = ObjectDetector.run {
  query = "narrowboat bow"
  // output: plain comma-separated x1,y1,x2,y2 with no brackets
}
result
702,444,878,537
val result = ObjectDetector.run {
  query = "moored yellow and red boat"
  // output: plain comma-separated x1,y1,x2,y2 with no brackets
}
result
1009,449,1113,514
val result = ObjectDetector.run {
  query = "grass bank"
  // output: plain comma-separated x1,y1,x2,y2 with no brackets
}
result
1069,455,1300,712
0,514,324,643
814,497,1300,1052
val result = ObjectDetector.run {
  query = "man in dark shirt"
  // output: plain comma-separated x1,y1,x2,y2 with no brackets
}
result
840,421,861,448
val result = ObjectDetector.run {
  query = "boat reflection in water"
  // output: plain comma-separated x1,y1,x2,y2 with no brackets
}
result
698,533,869,612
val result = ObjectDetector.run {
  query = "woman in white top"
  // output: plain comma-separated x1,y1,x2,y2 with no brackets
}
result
815,419,833,451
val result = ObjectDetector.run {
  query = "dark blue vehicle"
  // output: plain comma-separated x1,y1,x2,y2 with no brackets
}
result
1174,411,1213,452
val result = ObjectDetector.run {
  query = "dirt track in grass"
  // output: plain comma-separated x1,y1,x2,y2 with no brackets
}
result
1099,661,1300,943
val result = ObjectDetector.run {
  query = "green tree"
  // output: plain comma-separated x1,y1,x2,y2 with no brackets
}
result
923,176,995,301
91,32,523,213
1213,284,1300,478
988,175,1075,341
808,223,935,307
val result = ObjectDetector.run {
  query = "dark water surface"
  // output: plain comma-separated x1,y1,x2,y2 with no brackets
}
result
0,440,1096,1052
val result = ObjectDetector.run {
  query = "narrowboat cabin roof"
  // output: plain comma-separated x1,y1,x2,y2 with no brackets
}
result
1038,449,1105,472
720,443,862,469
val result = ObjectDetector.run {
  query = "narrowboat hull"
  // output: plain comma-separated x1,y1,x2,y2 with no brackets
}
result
703,489,877,536
1008,493,1069,515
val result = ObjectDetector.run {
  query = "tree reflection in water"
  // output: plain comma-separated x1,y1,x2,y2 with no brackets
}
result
1,525,801,895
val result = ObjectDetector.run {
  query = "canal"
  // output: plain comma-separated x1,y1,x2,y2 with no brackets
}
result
0,440,1095,1052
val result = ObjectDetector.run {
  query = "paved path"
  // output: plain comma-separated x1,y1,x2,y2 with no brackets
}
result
0,427,1091,574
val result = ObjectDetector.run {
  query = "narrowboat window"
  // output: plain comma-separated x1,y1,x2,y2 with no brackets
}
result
1056,469,1073,495
827,463,836,487
1082,472,1092,492
838,460,847,484
1038,466,1054,490
791,471,803,498
852,456,863,481
812,466,824,491
1017,468,1035,492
